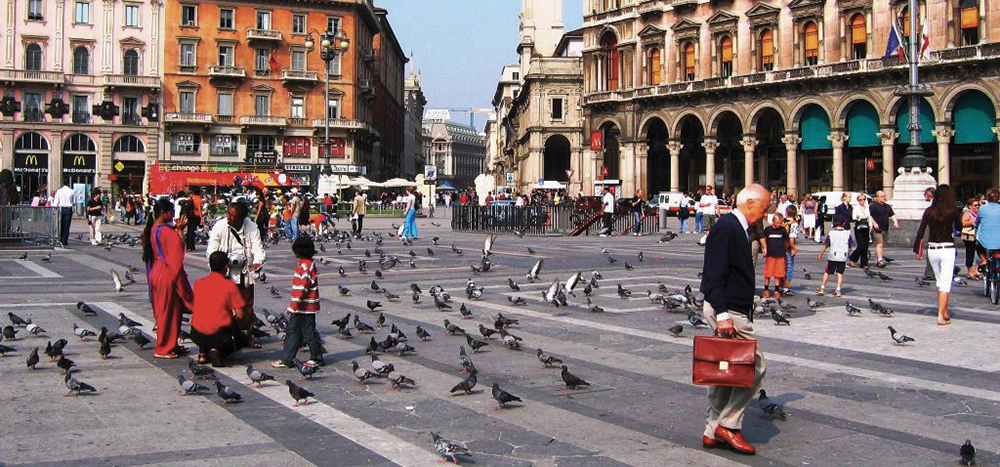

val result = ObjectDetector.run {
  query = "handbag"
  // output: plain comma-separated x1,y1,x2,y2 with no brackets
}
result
692,335,757,388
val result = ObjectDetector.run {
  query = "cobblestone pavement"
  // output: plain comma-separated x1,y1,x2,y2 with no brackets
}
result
1,214,998,466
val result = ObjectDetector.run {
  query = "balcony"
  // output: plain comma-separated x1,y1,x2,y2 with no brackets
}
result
358,79,375,99
246,28,282,42
215,115,235,124
102,74,160,88
240,115,286,126
312,117,371,132
281,69,319,82
0,69,65,84
23,109,46,122
164,112,213,124
121,114,142,126
71,111,91,124
208,66,246,79
362,49,375,62
931,45,979,61
638,0,666,14
288,117,308,126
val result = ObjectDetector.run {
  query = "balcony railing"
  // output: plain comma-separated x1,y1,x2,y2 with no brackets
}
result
121,114,141,126
165,112,213,123
71,111,91,124
0,69,65,84
208,66,246,78
312,117,369,130
23,109,45,122
240,115,286,126
638,0,666,14
288,117,308,126
246,28,282,42
102,74,160,87
210,147,239,156
281,70,319,81
215,115,235,124
931,45,978,61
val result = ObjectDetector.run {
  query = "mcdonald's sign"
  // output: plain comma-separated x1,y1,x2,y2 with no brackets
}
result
62,153,96,174
13,153,49,174
26,155,39,166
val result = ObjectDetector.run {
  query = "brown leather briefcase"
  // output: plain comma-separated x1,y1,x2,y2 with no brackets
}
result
692,336,757,388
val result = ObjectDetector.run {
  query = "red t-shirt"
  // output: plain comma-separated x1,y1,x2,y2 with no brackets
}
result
192,272,245,335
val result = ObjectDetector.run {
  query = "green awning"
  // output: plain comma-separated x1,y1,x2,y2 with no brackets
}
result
800,105,831,150
896,99,935,144
847,101,880,147
953,91,997,144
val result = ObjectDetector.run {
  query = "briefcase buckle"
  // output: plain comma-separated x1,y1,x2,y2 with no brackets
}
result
719,361,729,371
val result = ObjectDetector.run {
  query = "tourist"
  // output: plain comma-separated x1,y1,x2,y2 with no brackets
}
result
281,195,294,239
815,194,829,241
816,219,853,297
207,200,266,343
352,188,366,237
848,194,871,269
53,182,75,247
833,192,853,230
677,192,691,233
868,190,899,267
288,190,302,239
142,197,193,359
913,184,962,325
801,194,817,241
782,205,800,295
775,193,792,217
401,187,418,240
187,188,203,251
961,198,985,279
254,188,270,241
698,184,768,456
699,185,719,233
600,186,615,237
762,213,792,298
191,251,248,366
85,190,104,246
976,188,1000,258
749,218,766,269
298,195,312,235
272,235,324,368
921,187,937,281
630,188,646,236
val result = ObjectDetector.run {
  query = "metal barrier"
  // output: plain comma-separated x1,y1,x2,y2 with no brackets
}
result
0,206,61,246
451,204,660,236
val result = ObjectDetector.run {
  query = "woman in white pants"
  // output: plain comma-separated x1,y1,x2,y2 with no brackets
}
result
913,185,963,325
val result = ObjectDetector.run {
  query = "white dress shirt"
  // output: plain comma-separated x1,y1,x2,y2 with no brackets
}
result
53,186,75,208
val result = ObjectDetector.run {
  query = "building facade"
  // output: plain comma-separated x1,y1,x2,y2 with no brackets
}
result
423,112,486,189
580,0,1000,200
160,0,382,191
487,64,521,176
370,7,405,181
0,0,163,202
402,61,427,179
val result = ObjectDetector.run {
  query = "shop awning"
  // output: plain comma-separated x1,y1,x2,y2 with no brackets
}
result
147,162,299,194
436,180,456,191
382,178,418,188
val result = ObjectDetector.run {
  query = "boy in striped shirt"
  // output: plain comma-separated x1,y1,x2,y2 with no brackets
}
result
272,235,324,368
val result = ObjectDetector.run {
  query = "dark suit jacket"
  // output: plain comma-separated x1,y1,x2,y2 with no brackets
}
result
699,212,755,319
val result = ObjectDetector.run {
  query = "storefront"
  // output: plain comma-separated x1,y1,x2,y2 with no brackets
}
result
12,153,49,203
61,134,98,188
147,162,299,195
111,160,146,199
283,163,314,188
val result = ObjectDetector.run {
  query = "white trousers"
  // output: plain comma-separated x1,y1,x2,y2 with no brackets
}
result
928,244,956,293
88,216,103,245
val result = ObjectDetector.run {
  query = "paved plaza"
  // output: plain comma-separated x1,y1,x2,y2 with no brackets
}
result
0,215,998,467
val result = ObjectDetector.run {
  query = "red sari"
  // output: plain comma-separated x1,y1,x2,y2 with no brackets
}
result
149,223,194,356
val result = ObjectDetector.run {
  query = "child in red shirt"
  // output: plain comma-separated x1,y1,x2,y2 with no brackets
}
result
272,235,324,368
191,251,248,366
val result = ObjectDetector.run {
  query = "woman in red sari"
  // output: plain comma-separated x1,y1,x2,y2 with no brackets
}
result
142,197,194,358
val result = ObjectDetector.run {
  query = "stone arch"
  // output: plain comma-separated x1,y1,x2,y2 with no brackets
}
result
833,91,886,128
593,116,626,135
639,111,671,138
707,106,744,136
939,81,1000,122
788,97,835,132
543,134,571,182
644,117,670,195
599,120,623,181
670,109,706,137
598,26,621,43
747,102,788,133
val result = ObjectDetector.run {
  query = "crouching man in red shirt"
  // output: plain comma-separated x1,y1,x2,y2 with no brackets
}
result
191,251,249,367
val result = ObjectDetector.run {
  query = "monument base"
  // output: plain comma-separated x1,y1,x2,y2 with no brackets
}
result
890,166,936,221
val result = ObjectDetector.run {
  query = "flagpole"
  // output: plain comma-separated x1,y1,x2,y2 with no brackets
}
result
900,0,931,170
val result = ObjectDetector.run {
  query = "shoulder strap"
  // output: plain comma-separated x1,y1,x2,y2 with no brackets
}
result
154,224,167,261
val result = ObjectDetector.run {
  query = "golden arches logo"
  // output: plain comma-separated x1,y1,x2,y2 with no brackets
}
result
24,155,38,166
73,155,86,166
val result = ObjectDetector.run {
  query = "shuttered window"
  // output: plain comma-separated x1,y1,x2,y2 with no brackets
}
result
851,14,866,44
649,48,661,86
720,36,733,77
760,29,774,70
804,22,819,62
684,42,695,81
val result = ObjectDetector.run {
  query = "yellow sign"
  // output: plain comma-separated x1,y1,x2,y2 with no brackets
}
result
115,161,125,172
25,155,38,166
73,155,86,166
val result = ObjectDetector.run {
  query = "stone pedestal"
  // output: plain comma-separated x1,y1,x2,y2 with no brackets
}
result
891,166,935,220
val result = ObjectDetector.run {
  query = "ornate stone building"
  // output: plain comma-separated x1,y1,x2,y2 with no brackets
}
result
422,111,486,190
402,59,426,179
581,0,1000,200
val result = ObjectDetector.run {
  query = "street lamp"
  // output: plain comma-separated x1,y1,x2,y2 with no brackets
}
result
305,28,350,177
898,0,932,170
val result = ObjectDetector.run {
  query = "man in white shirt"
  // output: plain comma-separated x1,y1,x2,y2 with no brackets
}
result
699,185,720,233
207,200,266,335
52,183,76,247
775,193,794,219
601,187,616,237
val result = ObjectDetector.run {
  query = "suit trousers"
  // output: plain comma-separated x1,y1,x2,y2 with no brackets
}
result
701,302,766,437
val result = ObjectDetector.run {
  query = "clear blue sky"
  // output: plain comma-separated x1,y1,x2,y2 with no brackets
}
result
376,0,583,130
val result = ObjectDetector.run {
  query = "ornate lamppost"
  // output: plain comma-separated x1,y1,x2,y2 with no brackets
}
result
305,28,350,177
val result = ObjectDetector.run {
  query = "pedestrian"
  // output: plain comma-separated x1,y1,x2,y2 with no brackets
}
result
975,188,1000,256
815,195,829,242
921,186,937,281
600,187,615,237
749,218,766,269
801,194,817,241
351,188,366,237
694,188,705,234
698,184,768,456
833,192,853,230
848,194,871,269
775,193,792,218
298,195,312,236
322,194,333,216
815,219,853,297
678,192,691,233
142,197,193,359
699,186,720,234
914,185,962,325
191,251,249,366
182,196,198,252
272,235,324,368
630,188,646,236
401,187,418,240
961,197,985,279
288,190,302,239
782,205,799,295
762,213,792,298
207,200,266,344
254,188,270,241
281,195,294,239
85,190,104,246
53,182,75,247
868,190,899,267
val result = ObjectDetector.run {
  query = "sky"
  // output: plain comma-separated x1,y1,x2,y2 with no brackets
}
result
376,0,583,131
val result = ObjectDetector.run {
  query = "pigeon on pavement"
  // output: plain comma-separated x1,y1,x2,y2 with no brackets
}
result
177,374,209,395
491,383,522,409
64,373,97,397
431,432,471,464
215,381,243,404
285,380,314,406
8,312,30,327
668,324,684,337
888,326,915,345
561,365,591,389
536,348,563,368
246,365,276,387
960,439,976,466
758,389,788,419
415,326,431,341
449,371,478,395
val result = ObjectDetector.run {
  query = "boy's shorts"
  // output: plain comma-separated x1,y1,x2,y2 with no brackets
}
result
764,256,786,278
826,260,846,275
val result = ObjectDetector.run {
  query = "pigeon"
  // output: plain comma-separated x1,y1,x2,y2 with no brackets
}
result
960,439,976,466
375,313,386,328
336,324,353,339
18,252,27,260
133,332,151,349
758,389,787,419
431,432,471,464
177,374,209,395
845,302,862,316
495,313,519,328
624,262,634,271
616,283,631,298
426,247,435,256
119,313,143,328
3,325,19,341
607,256,618,264
688,311,708,328
215,381,243,404
588,302,605,313
8,312,30,327
658,232,678,243
561,365,591,389
359,260,367,273
467,287,483,300
111,270,125,292
25,347,39,369
77,301,97,316
354,316,375,334
915,276,933,287
56,355,76,374
443,319,465,335
0,344,16,356
370,355,394,376
508,296,526,306
295,359,322,380
338,266,346,277
668,324,684,337
246,365,276,387
876,271,894,281
188,357,217,379
499,329,521,350
434,295,452,311
638,251,644,262
466,334,489,353
366,300,382,312
25,323,45,336
64,373,97,397
416,326,431,341
393,342,416,356
459,346,476,373
543,279,561,306
98,339,112,359
508,278,521,291
583,283,593,296
888,326,914,345
351,360,374,385
449,371,478,395
459,303,473,319
330,313,351,329
387,372,416,389
338,285,351,296
285,380,314,406
370,280,381,292
492,383,522,409
269,286,281,298
536,348,563,368
868,298,893,317
479,324,497,339
527,247,536,255
806,297,824,310
526,259,543,282
771,309,791,325
410,283,423,294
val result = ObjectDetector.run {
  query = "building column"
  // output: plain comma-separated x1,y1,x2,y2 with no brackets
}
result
150,0,162,75
702,139,718,189
54,0,66,71
0,128,12,173
781,135,801,196
740,137,757,188
932,127,954,186
828,132,849,191
102,0,115,72
994,127,1000,189
667,140,682,191
49,133,64,190
878,130,898,198
636,142,648,195
620,143,635,195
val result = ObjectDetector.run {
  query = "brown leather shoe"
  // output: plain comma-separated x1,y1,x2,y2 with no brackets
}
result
714,426,756,455
702,435,721,449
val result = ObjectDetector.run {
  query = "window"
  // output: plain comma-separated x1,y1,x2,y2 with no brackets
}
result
24,93,42,121
75,1,91,24
803,21,819,66
171,133,200,154
122,97,139,124
180,43,196,69
327,55,342,75
218,45,234,66
648,48,661,86
283,137,310,156
212,135,237,155
73,47,89,74
217,93,233,116
125,4,140,27
850,14,867,59
255,48,270,75
247,135,275,152
327,17,341,33
291,97,304,118
760,29,775,71
25,44,43,71
219,8,234,29
254,94,270,116
328,99,339,119
256,11,271,30
292,14,306,34
28,0,43,20
601,34,619,91
291,50,306,71
123,49,139,75
64,134,96,152
179,91,195,113
72,95,90,123
512,71,520,81
550,97,564,120
180,4,196,27
113,135,145,153
960,0,979,45
720,35,734,77
684,42,696,81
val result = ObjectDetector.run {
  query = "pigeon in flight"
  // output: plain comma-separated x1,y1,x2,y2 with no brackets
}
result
285,380,314,407
246,365,276,387
64,373,97,397
449,371,478,395
758,389,788,419
536,348,563,368
431,432,471,464
215,381,243,404
177,374,209,395
888,326,915,345
561,365,591,389
492,383,523,409
544,279,561,307
526,259,543,282
508,278,521,291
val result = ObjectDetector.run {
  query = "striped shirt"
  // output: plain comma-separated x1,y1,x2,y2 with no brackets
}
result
287,259,319,313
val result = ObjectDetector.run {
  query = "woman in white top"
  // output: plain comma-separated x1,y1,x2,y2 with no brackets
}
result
401,188,418,240
848,194,872,268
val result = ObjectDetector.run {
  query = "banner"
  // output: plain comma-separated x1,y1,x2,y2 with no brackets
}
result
590,131,603,150
148,162,299,194
62,154,97,175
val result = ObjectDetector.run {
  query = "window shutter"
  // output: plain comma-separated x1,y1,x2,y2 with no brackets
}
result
851,15,867,44
761,30,774,64
684,43,695,74
721,36,733,62
961,7,979,28
804,22,818,58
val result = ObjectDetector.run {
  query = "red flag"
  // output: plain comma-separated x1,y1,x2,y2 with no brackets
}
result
268,54,279,74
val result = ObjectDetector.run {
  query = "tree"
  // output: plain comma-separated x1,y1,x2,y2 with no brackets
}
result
0,169,17,205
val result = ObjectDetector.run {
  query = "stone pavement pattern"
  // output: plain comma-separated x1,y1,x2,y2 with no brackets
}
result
1,215,999,466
